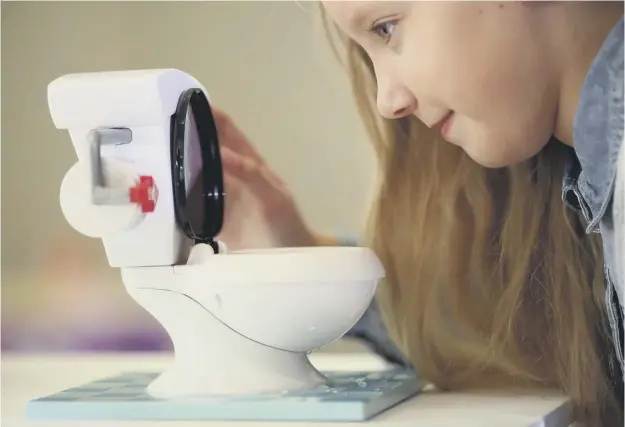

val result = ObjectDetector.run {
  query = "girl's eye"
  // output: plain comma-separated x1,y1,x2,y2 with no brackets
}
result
370,20,397,43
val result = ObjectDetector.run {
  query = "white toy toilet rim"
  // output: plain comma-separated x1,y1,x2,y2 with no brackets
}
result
175,245,385,285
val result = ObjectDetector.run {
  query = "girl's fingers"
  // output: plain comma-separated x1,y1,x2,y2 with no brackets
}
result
221,146,286,201
213,107,265,165
221,145,252,176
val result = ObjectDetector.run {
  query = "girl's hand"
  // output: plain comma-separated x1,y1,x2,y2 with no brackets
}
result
212,107,326,250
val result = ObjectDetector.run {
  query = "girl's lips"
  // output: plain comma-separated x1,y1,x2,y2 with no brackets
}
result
429,111,454,135
440,112,454,139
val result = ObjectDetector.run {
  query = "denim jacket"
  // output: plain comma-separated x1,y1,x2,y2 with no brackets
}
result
344,17,624,394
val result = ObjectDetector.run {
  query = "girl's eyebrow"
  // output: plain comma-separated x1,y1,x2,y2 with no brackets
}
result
345,2,378,29
345,1,401,31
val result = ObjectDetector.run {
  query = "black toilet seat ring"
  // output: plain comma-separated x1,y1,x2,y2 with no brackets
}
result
171,88,225,254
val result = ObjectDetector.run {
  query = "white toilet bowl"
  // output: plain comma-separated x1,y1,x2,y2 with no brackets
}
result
121,244,384,399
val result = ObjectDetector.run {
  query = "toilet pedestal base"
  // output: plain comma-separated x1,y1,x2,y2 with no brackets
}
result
127,287,327,399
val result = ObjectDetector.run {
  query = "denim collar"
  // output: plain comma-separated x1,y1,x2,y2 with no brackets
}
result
563,17,624,232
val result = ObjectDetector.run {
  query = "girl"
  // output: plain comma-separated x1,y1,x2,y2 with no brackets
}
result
214,2,624,426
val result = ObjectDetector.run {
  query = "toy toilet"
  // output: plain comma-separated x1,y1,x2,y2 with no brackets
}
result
49,69,385,399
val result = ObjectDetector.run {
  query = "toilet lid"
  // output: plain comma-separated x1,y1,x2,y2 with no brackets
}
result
171,88,225,253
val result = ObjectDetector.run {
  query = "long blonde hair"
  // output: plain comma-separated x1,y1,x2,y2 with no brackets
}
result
321,10,623,427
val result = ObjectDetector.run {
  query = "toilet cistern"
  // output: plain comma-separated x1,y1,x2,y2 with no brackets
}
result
49,68,386,399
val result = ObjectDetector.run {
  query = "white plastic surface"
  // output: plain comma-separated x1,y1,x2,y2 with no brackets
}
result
48,69,206,128
49,69,208,267
60,158,145,238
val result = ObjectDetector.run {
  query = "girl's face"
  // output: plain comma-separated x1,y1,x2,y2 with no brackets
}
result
323,1,560,168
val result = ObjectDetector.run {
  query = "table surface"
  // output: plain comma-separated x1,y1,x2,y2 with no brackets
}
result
2,352,573,427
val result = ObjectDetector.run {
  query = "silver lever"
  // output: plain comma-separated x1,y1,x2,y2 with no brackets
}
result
89,128,133,205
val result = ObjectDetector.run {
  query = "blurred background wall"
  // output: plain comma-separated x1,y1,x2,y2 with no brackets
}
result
1,1,376,353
